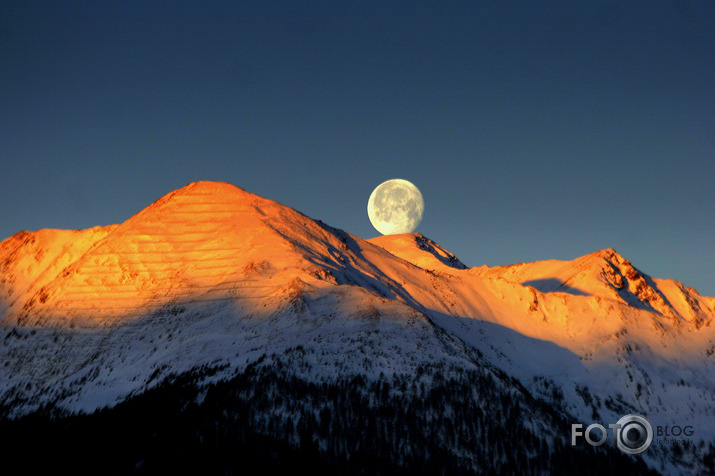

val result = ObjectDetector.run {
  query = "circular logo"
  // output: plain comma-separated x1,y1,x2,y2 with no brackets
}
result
615,414,653,455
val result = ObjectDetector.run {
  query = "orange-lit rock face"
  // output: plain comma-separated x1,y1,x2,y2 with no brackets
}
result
2,180,713,353
1,181,431,329
2,181,336,327
367,233,467,272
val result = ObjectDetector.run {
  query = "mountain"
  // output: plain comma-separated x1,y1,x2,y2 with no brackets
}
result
1,181,712,475
368,233,468,271
471,248,713,325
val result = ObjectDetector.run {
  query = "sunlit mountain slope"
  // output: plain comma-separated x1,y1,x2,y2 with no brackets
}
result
1,181,712,474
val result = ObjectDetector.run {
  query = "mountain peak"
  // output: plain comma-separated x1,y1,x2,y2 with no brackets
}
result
169,181,250,199
471,247,713,323
141,181,257,213
367,233,467,271
590,247,627,264
595,247,618,257
118,181,284,233
1,181,329,327
588,248,683,316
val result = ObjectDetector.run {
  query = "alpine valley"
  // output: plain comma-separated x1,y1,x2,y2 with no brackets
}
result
1,182,713,475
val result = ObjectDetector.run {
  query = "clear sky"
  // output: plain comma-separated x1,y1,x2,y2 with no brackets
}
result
1,1,713,295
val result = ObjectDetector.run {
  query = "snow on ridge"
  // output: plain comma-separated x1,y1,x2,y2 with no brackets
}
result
1,181,713,471
367,233,467,271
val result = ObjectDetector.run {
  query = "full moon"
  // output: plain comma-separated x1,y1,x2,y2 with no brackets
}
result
367,179,424,235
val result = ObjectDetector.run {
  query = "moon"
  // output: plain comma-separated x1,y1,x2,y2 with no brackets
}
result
367,179,424,235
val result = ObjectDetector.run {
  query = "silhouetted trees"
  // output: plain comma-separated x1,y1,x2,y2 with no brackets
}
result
0,352,661,475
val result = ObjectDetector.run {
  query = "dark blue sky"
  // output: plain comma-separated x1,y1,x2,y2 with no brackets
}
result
1,1,713,295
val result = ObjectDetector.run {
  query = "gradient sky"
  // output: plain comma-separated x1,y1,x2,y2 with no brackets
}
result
1,1,713,295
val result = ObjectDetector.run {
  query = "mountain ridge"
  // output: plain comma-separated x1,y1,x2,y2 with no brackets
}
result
1,181,713,474
367,232,468,272
469,245,714,326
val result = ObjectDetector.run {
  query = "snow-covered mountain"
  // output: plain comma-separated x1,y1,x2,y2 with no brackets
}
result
1,181,712,475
